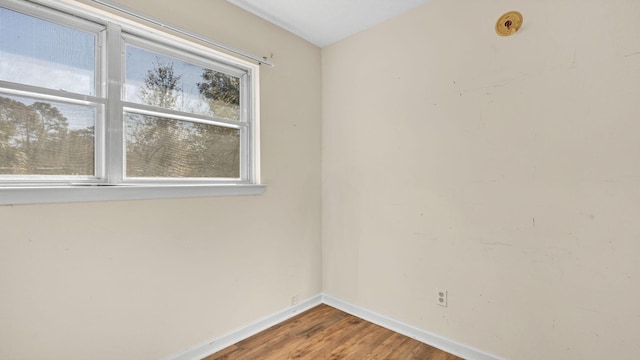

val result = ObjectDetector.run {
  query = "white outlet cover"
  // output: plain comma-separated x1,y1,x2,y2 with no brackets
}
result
437,289,447,307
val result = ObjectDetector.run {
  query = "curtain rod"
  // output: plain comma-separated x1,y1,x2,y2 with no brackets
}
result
90,0,274,67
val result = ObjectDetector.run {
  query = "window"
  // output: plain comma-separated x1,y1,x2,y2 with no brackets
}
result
0,5,101,179
0,0,263,204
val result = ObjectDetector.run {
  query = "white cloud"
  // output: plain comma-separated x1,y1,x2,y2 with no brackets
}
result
0,52,93,95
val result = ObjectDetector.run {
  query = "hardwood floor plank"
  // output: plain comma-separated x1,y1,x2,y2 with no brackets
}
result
285,315,371,360
216,307,341,359
203,305,463,360
366,333,413,360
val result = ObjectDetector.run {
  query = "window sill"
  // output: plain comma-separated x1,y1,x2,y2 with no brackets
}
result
0,184,266,205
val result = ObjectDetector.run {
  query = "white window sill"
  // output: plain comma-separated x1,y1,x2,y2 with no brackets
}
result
0,184,266,205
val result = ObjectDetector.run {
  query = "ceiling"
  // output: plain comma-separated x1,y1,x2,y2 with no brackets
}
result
226,0,432,48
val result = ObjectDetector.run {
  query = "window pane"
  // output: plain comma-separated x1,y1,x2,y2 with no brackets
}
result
0,8,96,96
125,45,240,121
125,113,240,178
0,94,95,176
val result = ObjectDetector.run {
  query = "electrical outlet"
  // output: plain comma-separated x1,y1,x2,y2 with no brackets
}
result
291,295,298,306
437,289,448,307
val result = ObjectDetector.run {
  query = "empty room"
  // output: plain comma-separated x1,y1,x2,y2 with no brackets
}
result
1,0,639,359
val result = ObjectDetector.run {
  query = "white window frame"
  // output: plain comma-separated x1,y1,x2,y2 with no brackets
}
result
0,0,264,205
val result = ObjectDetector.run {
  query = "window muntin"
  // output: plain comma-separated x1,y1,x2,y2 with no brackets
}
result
0,0,258,194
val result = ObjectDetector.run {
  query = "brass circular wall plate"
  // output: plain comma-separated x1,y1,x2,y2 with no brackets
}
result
495,11,523,36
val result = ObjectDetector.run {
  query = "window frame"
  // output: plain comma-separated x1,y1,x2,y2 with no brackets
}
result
0,0,264,205
119,33,252,184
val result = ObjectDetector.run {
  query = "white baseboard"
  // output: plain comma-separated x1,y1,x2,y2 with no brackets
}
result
168,292,503,360
167,294,323,360
321,293,504,360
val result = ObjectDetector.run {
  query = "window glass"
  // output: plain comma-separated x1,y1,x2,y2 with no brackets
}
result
125,113,240,178
0,7,96,95
125,45,241,121
0,93,95,176
0,0,259,203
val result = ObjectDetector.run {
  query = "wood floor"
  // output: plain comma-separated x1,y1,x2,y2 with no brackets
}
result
204,304,464,360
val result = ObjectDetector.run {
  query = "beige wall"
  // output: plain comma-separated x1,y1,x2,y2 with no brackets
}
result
322,0,640,359
0,1,322,359
3,0,640,359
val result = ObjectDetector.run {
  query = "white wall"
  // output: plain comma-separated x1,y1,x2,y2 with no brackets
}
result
0,1,322,359
322,0,640,359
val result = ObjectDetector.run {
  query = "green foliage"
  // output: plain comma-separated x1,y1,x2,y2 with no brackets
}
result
0,64,243,178
197,69,239,105
197,69,240,120
125,115,239,178
0,96,94,175
126,63,240,178
139,59,182,109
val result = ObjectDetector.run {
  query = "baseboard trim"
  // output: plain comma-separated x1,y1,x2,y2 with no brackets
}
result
167,294,323,360
321,293,504,360
168,292,503,360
